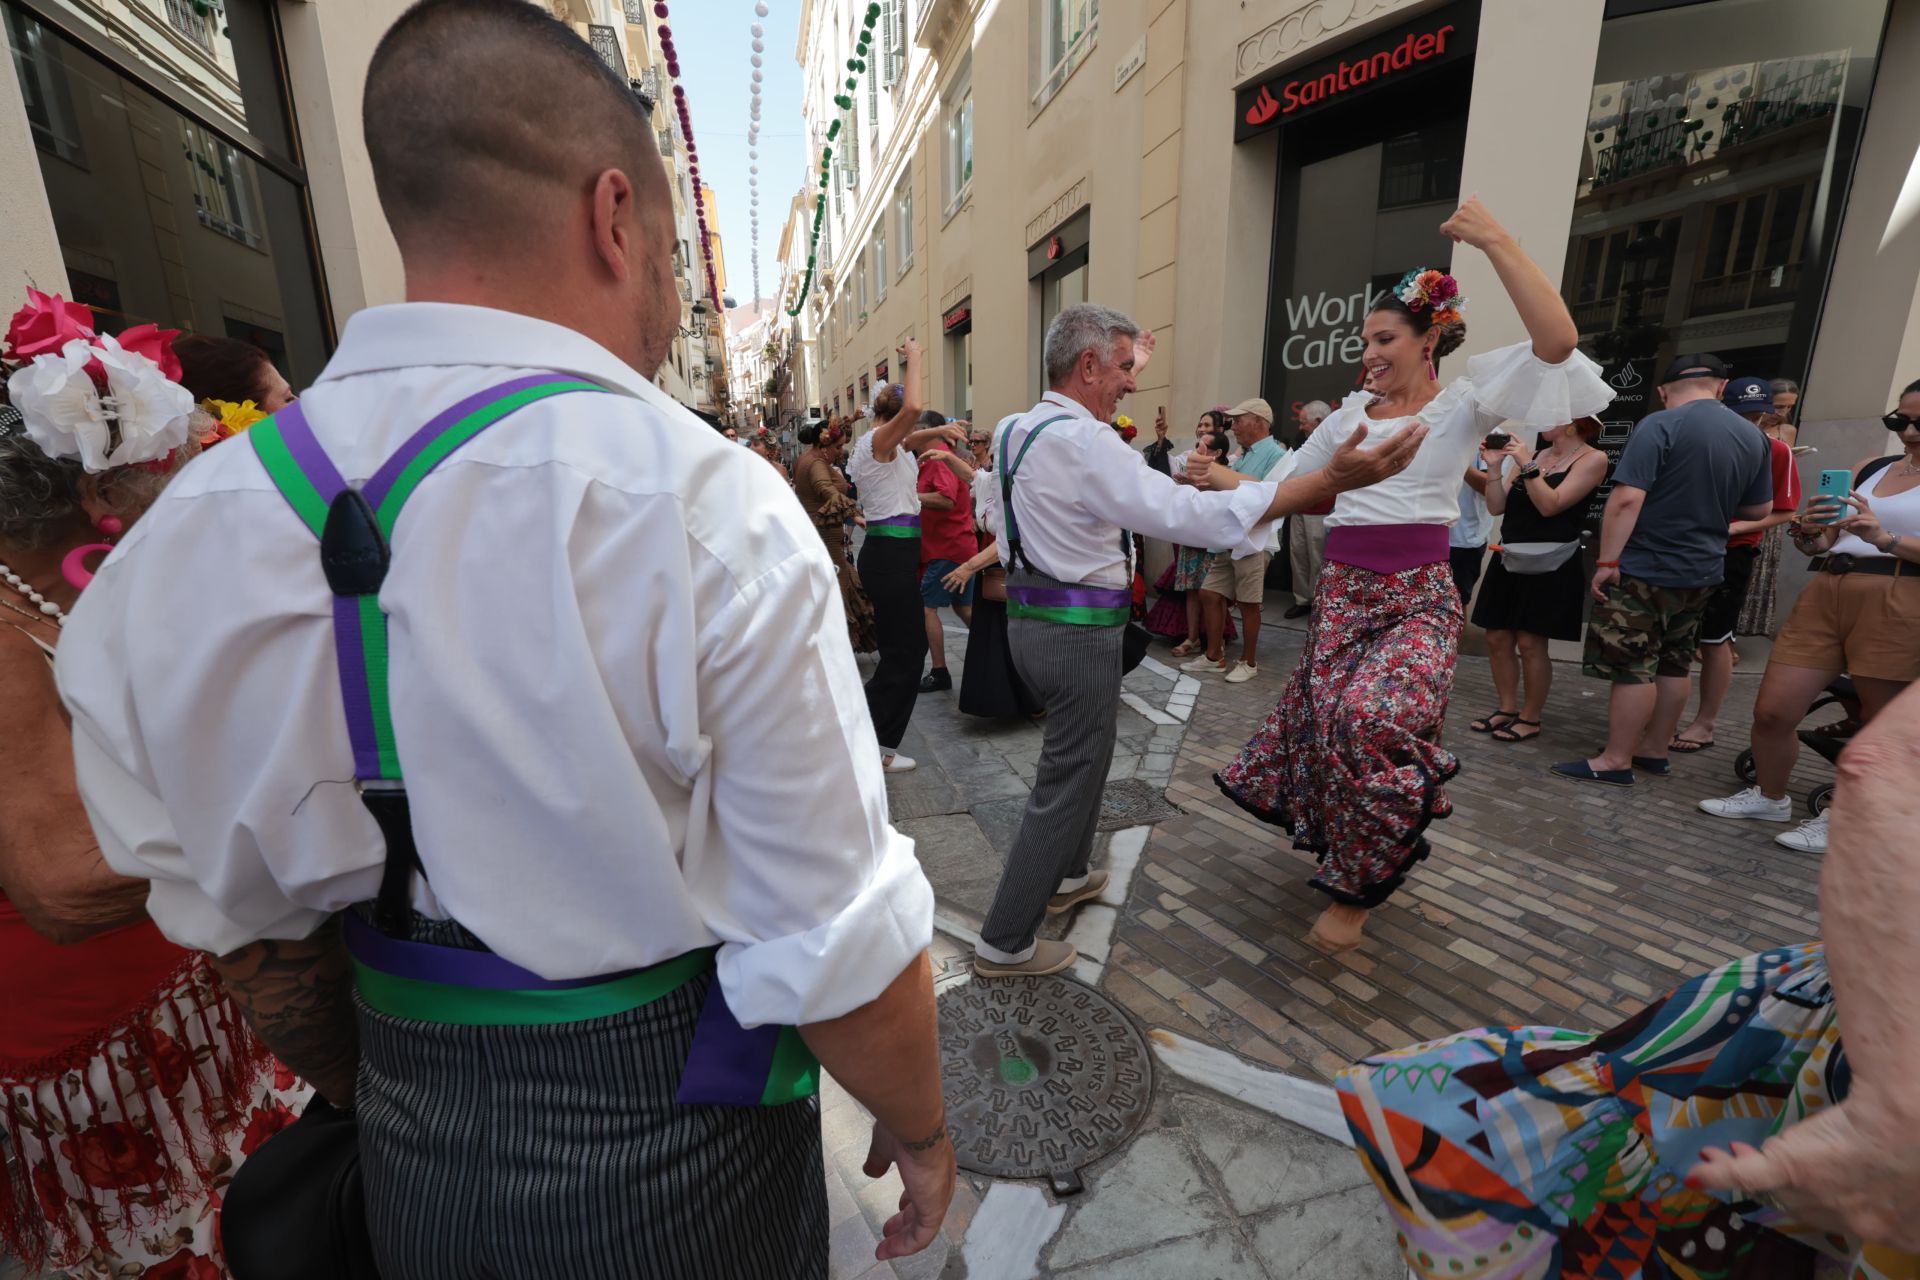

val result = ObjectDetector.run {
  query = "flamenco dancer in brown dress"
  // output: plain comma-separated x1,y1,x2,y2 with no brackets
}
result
794,417,877,652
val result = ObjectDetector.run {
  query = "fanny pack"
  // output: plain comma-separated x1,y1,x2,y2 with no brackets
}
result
1499,539,1582,575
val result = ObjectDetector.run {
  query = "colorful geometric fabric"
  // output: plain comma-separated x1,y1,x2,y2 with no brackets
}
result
1337,943,1918,1279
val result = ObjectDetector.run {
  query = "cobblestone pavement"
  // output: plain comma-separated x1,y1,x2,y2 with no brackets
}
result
1115,616,1825,1082
828,604,1816,1277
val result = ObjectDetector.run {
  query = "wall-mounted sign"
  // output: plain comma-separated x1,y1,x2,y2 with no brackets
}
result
1234,2,1479,141
1585,358,1657,527
1113,35,1146,92
943,302,972,333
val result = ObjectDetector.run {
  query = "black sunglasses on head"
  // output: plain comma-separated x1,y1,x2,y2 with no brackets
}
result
1885,411,1920,432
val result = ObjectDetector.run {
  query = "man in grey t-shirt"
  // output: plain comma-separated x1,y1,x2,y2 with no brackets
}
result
1554,353,1772,787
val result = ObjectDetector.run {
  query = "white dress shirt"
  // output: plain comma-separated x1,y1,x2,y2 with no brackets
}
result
986,392,1282,588
56,303,932,1029
847,428,921,521
1291,342,1613,529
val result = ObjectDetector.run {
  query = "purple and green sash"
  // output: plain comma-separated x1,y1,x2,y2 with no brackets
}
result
253,374,820,1108
865,513,922,539
1006,582,1131,628
341,915,819,1106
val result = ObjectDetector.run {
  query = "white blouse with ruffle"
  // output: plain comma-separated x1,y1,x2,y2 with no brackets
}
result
1287,341,1616,529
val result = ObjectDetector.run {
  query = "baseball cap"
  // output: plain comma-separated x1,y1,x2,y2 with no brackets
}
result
1721,375,1773,414
1660,353,1730,384
1226,397,1274,421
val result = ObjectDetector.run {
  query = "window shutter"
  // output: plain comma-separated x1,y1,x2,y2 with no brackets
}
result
882,0,900,87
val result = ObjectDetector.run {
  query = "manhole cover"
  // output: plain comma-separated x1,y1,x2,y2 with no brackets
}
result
938,976,1153,1181
1096,778,1183,831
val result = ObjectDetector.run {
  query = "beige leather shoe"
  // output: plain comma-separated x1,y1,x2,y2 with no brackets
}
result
1045,870,1111,916
973,939,1078,979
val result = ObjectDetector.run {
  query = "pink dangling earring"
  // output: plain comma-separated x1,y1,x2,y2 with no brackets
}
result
1426,353,1438,383
61,515,124,592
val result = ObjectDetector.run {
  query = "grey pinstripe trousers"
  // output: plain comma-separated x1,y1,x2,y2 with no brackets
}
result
979,569,1125,956
355,917,827,1279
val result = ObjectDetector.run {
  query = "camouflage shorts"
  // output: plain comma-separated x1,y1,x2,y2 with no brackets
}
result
1583,574,1714,684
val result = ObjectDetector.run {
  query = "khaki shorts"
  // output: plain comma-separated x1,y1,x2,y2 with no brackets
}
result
1201,550,1269,605
1582,573,1713,684
1770,567,1920,683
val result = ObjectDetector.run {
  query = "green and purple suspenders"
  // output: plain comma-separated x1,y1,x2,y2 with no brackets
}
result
998,415,1133,627
250,373,819,1108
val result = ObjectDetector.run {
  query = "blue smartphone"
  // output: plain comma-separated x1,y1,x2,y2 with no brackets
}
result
1811,469,1852,523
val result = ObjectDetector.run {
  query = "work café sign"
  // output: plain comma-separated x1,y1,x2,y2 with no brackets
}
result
1235,4,1479,140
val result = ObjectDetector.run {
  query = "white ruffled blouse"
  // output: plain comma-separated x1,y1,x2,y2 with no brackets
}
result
1288,341,1616,529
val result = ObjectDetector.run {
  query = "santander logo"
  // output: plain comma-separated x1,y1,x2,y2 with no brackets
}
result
1245,84,1281,128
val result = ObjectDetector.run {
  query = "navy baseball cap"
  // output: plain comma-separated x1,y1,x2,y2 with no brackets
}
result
1722,376,1773,414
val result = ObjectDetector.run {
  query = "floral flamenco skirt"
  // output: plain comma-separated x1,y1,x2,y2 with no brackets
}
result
2,956,310,1277
1337,942,1919,1279
1216,560,1461,907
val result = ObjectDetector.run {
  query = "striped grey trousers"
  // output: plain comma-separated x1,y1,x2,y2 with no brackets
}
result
979,569,1124,956
355,916,828,1279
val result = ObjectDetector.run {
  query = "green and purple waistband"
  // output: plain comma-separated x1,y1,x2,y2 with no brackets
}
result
343,912,818,1107
865,514,922,539
1006,582,1131,627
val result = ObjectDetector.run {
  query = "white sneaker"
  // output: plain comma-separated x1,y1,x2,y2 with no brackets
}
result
1698,786,1792,822
1180,654,1228,673
1224,662,1258,684
881,751,917,774
1775,812,1829,853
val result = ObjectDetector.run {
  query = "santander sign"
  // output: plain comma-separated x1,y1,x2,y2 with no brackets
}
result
1244,23,1458,128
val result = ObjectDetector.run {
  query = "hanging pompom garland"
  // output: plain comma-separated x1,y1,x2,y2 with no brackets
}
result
654,2,722,312
787,1,880,316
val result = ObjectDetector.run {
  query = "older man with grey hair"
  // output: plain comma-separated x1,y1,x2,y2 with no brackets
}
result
974,304,1427,977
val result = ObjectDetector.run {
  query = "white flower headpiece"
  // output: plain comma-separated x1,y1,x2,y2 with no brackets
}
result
6,335,194,473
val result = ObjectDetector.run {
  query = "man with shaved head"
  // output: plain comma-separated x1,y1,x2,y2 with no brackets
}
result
54,1,951,1275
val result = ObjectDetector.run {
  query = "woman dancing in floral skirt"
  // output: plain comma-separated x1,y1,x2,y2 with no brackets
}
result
1201,198,1612,954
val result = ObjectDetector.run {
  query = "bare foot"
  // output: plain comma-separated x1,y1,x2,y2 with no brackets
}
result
1307,904,1369,955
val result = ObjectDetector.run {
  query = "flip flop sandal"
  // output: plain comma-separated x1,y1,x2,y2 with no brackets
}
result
1470,709,1519,734
1491,718,1542,742
1668,737,1715,754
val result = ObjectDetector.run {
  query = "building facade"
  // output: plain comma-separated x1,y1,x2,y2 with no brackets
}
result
791,0,1920,601
1,0,728,411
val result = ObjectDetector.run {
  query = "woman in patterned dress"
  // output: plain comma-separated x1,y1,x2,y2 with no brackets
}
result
794,417,877,653
1,301,308,1278
1337,679,1920,1280
1211,199,1613,954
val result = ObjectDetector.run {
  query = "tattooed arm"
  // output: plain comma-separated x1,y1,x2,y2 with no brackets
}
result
799,950,953,1261
208,916,361,1108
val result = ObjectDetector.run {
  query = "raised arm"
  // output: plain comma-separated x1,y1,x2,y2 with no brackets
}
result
868,339,925,462
1441,197,1579,364
1529,450,1609,518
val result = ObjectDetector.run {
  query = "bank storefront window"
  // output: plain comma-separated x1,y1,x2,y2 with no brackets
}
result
4,1,331,386
1565,0,1889,411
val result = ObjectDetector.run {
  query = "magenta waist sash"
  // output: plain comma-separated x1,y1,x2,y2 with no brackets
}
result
1325,524,1450,574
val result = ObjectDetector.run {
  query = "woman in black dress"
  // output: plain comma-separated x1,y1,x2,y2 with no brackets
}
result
1468,416,1609,742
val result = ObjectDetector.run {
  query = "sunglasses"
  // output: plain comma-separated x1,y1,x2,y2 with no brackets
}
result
1885,411,1920,432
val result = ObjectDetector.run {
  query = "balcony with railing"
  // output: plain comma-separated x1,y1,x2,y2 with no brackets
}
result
1571,287,1669,335
1592,64,1844,191
163,0,214,51
1690,262,1803,317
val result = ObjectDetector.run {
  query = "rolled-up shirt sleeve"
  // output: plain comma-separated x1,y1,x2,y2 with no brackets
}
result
692,548,933,1028
1077,429,1282,558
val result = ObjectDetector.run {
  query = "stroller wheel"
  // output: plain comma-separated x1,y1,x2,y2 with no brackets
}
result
1808,783,1833,816
1734,748,1758,785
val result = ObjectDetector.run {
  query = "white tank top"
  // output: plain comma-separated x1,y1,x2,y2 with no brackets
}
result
1829,459,1920,558
848,429,922,521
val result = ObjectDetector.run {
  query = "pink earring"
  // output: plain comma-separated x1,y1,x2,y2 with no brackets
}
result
61,516,125,592
1426,354,1438,382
